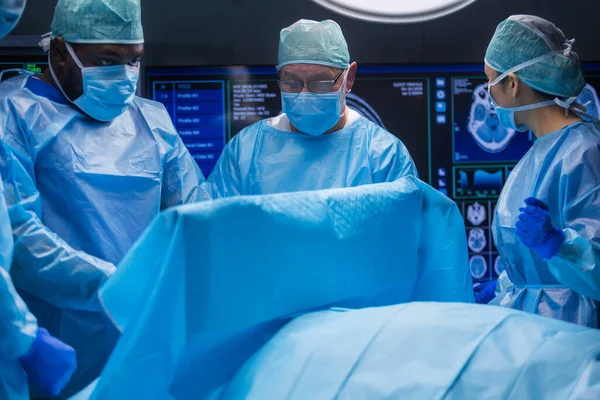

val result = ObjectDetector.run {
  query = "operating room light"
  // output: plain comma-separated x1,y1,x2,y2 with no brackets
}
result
311,0,478,23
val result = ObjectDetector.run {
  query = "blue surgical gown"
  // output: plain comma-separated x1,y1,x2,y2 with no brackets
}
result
0,163,36,400
209,115,417,197
491,121,600,327
0,75,210,396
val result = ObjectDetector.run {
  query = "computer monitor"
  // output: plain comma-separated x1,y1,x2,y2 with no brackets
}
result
0,55,47,81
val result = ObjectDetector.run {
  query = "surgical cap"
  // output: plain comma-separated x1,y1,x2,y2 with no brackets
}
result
277,19,350,71
485,15,585,98
51,0,144,44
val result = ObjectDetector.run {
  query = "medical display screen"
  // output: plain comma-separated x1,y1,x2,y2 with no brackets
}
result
0,56,47,81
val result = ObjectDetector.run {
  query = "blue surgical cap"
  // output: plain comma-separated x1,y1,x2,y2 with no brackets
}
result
51,0,144,44
485,15,585,98
277,19,350,71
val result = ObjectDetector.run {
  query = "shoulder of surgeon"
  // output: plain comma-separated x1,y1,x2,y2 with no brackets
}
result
224,118,269,148
559,121,600,151
133,96,179,137
355,115,402,144
231,114,404,142
352,116,414,164
0,75,178,137
557,121,600,169
0,75,32,105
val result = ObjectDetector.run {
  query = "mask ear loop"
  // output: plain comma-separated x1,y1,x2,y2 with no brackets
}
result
39,32,52,52
556,97,600,122
46,39,78,105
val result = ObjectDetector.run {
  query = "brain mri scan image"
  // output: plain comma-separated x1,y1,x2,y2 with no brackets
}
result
346,92,386,129
467,83,518,153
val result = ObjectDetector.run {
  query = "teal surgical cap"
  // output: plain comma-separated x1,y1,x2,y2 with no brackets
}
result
51,0,144,44
277,19,350,71
485,15,584,98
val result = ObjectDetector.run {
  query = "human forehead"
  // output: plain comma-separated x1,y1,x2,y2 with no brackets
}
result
484,64,500,81
71,42,145,60
279,64,338,79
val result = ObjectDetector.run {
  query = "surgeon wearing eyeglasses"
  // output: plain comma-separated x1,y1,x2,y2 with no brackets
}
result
209,19,418,197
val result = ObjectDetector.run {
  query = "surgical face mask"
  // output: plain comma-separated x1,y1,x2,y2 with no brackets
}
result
0,0,26,39
281,72,347,136
49,41,139,122
488,82,555,132
487,40,586,131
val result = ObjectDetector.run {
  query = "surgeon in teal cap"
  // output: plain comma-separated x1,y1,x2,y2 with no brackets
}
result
482,15,600,328
209,19,417,197
0,0,210,396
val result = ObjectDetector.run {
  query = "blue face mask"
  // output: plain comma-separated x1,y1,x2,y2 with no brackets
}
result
50,42,139,122
281,75,346,136
488,83,556,132
0,0,26,39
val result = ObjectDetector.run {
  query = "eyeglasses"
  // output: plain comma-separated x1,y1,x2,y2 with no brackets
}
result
277,69,345,93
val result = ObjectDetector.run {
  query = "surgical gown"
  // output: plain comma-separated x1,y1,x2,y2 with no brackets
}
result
0,75,210,396
491,121,600,327
0,162,36,400
209,112,417,197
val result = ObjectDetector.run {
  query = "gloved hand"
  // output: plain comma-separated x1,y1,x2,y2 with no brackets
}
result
515,197,565,260
474,279,497,304
18,327,77,397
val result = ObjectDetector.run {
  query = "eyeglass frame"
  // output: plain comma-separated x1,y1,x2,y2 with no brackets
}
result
277,69,346,93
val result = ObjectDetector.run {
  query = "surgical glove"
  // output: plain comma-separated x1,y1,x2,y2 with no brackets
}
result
18,327,77,396
515,197,565,260
474,280,497,304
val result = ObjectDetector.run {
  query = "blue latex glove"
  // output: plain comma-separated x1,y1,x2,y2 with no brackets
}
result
515,197,565,260
474,280,497,304
18,327,77,396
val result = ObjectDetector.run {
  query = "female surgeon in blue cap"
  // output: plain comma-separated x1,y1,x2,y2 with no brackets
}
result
481,15,600,328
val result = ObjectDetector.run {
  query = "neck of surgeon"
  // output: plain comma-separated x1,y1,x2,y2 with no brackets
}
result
520,103,582,139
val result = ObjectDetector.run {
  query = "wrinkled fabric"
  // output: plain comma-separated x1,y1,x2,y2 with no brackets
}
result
209,116,417,198
0,150,36,400
51,0,144,44
277,19,349,70
215,303,600,400
485,15,584,98
0,75,210,396
491,121,600,327
75,177,472,399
